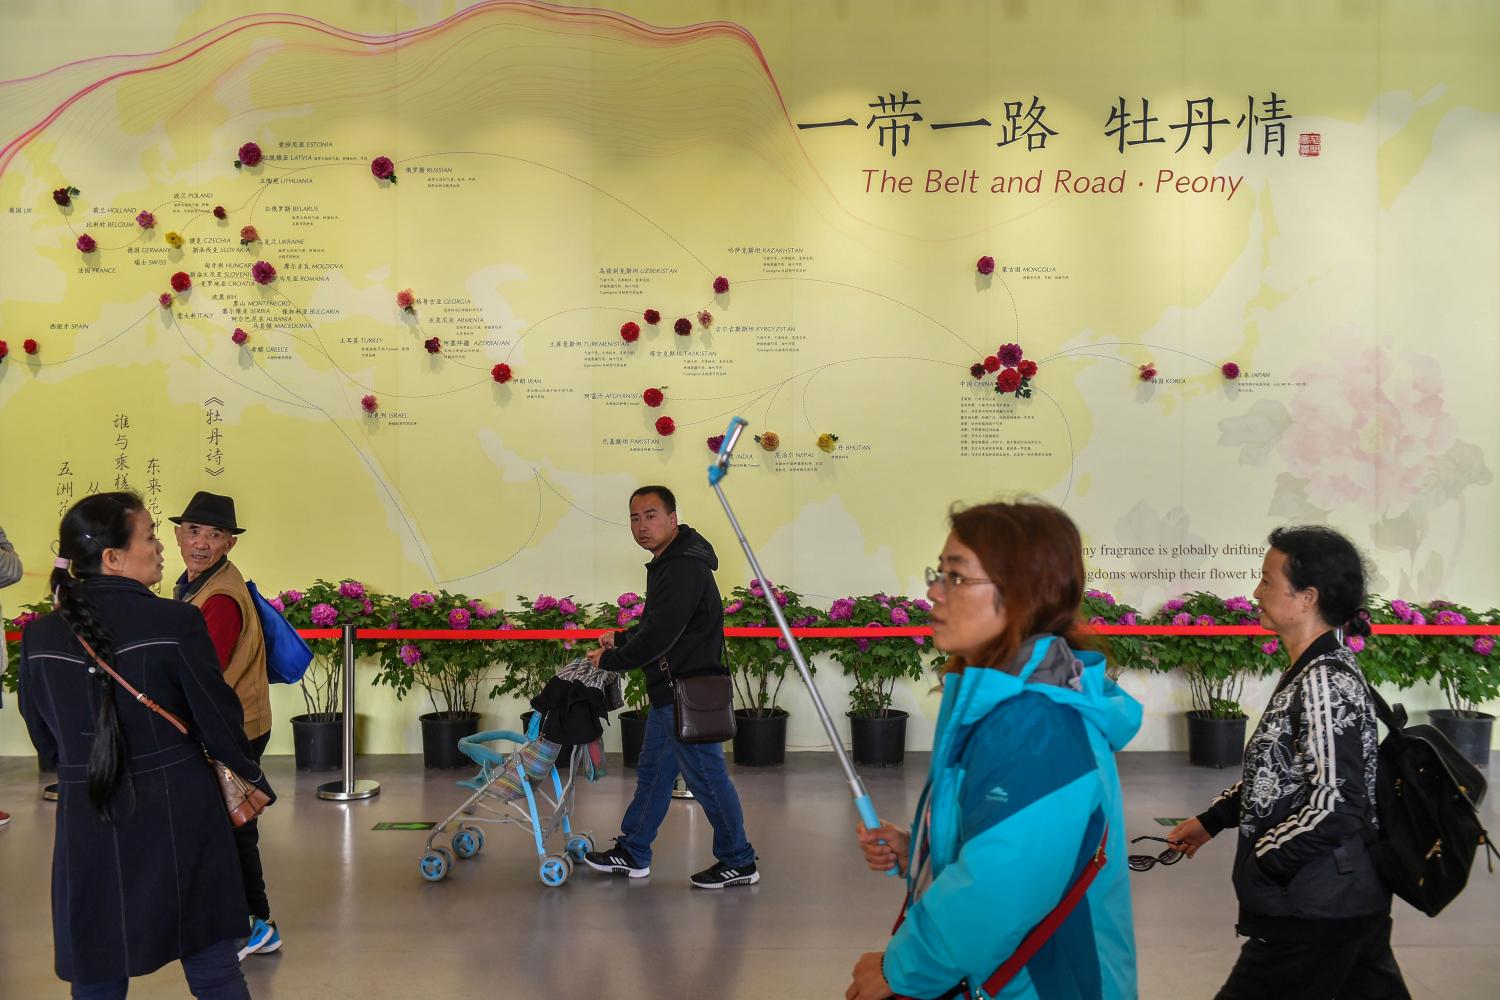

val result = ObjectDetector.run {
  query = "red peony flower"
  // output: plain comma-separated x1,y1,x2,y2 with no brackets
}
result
370,156,396,182
697,309,713,328
159,292,173,308
983,355,1000,373
674,317,692,336
136,211,155,230
239,225,258,245
251,260,276,285
1018,359,1038,378
231,327,248,345
24,338,39,355
170,271,192,293
491,363,512,384
655,415,675,436
361,394,378,413
969,362,986,379
236,142,262,168
620,321,640,342
643,308,661,325
53,187,74,207
0,340,8,360
1221,361,1241,380
424,337,441,354
706,434,725,453
213,205,227,220
1138,363,1157,382
997,367,1022,393
76,234,96,253
642,387,664,407
713,275,730,294
977,255,995,275
396,288,415,313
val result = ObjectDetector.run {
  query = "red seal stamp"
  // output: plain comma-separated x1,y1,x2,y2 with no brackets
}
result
1298,132,1321,157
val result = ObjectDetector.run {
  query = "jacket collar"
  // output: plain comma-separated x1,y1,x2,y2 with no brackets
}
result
79,574,156,597
174,556,229,602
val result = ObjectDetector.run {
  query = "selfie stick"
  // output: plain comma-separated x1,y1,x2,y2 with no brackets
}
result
708,417,897,877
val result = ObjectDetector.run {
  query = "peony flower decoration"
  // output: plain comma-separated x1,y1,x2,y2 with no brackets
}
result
706,434,725,453
713,275,730,294
136,210,155,230
281,589,303,605
983,355,1000,373
655,415,676,436
399,644,422,665
491,363,512,384
310,603,339,627
396,288,415,313
1476,637,1495,656
165,231,184,249
755,431,779,451
170,271,192,293
159,292,173,308
996,367,1021,393
370,155,397,183
642,387,664,407
448,608,471,630
19,340,36,356
424,336,441,354
53,185,80,207
0,341,8,361
816,432,839,453
1345,635,1366,653
1138,363,1157,383
213,205,227,220
969,363,986,379
1221,361,1241,380
674,317,692,336
251,260,276,285
1018,359,1038,379
643,308,661,325
235,142,262,168
410,592,437,608
76,234,96,253
976,255,995,275
231,327,249,345
239,225,259,246
620,321,640,343
1261,638,1280,655
361,394,378,413
697,309,714,328
998,343,1023,367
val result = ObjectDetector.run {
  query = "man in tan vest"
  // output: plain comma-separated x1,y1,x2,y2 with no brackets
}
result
171,491,280,960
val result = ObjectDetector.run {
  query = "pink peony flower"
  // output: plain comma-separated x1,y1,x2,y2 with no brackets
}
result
829,598,855,621
655,415,675,436
136,211,155,229
1345,635,1366,653
724,600,744,614
361,394,377,413
890,606,910,625
213,206,227,220
1224,596,1254,613
237,142,262,168
534,594,559,612
281,589,303,605
558,598,578,616
998,343,1023,367
617,592,641,608
232,327,248,345
370,156,396,181
643,309,661,325
251,260,276,285
977,255,995,275
1222,361,1241,380
1262,639,1280,655
1120,612,1139,626
1172,613,1193,626
1391,600,1414,622
399,643,422,665
361,597,374,616
913,636,927,646
268,597,285,613
1475,637,1495,656
159,292,173,308
616,609,633,627
1085,589,1116,606
338,581,365,599
1138,363,1157,382
713,276,729,294
310,603,338,627
448,608,471,630
913,599,932,612
396,288,416,311
1435,610,1468,626
697,309,713,328
1089,616,1107,626
1163,599,1186,613
76,234,97,253
1409,611,1427,626
1194,615,1215,627
409,592,436,608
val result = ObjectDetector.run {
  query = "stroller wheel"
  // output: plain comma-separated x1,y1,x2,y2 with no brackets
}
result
539,854,570,887
566,834,594,861
452,827,483,859
419,851,450,882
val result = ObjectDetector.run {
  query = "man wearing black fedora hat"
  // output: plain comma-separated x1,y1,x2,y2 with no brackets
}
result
170,491,281,960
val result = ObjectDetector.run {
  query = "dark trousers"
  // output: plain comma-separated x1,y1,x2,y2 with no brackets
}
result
69,938,250,999
233,731,272,922
1216,915,1410,1000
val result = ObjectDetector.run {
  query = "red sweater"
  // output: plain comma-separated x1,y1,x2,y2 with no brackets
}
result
200,594,242,671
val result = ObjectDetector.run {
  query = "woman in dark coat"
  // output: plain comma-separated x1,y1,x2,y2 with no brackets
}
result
18,492,274,999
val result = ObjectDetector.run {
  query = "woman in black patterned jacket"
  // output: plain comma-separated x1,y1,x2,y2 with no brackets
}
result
1169,526,1408,1000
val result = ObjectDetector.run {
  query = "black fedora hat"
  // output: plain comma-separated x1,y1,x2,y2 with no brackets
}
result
169,491,245,534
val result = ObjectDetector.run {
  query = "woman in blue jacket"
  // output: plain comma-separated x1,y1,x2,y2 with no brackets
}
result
848,500,1142,1000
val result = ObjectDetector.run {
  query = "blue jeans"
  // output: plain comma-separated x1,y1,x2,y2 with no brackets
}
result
70,939,250,999
619,705,755,868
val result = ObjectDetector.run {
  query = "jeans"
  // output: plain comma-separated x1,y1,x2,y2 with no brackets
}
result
70,939,251,999
619,705,755,868
1216,914,1410,1000
234,731,272,921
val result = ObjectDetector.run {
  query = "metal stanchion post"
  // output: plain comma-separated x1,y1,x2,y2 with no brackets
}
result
318,624,380,801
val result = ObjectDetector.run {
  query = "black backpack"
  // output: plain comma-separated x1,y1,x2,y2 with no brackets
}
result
1366,686,1498,916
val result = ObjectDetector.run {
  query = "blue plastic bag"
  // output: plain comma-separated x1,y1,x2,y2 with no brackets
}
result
247,580,314,684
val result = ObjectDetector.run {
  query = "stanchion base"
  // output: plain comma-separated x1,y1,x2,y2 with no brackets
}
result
671,776,694,800
317,778,381,801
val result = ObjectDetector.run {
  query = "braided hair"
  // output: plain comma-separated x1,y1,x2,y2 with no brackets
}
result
51,491,145,822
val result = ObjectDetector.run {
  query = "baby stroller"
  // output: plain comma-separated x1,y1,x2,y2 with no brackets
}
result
417,658,620,886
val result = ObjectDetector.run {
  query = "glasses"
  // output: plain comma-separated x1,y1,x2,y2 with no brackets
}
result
924,567,998,594
1128,835,1186,872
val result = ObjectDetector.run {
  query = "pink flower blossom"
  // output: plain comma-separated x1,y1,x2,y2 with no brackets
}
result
998,343,1023,367
1085,589,1117,606
1475,637,1495,656
399,644,422,665
370,156,396,181
1409,611,1427,626
1089,616,1107,626
15,611,41,629
1435,610,1468,626
913,636,927,645
267,597,285,613
1194,615,1215,627
281,589,303,605
1120,612,1139,626
617,592,641,608
697,309,713,328
360,598,373,616
76,234,97,253
1224,596,1254,613
251,260,276,285
534,594,560,612
1391,600,1414,622
136,211,155,229
448,608,471,630
713,275,730,294
237,142,262,168
558,598,578,616
890,606,910,625
409,592,436,608
1345,635,1366,653
976,255,995,275
338,581,365,599
616,609,633,627
1172,613,1193,626
1163,599,1186,613
310,603,338,627
1261,639,1280,655
776,637,789,650
231,328,248,345
829,598,855,621
361,394,378,413
724,600,744,614
1221,362,1241,380
913,599,932,612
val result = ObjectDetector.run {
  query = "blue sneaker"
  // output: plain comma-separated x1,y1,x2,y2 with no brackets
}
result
237,918,281,960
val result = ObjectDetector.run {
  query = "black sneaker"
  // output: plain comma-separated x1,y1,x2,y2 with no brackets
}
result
689,861,759,889
583,840,650,878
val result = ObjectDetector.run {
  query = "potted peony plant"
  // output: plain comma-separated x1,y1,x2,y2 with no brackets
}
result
1419,602,1498,769
825,593,942,767
1082,589,1151,679
598,592,650,767
492,593,592,768
724,580,821,767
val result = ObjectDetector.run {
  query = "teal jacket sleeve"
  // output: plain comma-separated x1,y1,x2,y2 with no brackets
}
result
883,695,1103,999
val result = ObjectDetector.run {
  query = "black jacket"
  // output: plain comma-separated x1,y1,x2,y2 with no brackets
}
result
599,523,726,707
1197,631,1390,933
18,576,274,983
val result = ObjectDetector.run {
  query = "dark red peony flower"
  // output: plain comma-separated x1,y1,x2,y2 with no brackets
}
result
251,260,276,285
231,328,248,345
24,338,39,355
713,275,730,294
424,337,441,354
491,363,512,384
642,387,664,407
370,156,396,181
674,317,692,336
237,142,262,168
1221,361,1240,380
997,342,1023,367
643,308,661,325
361,394,378,413
620,321,640,342
983,355,1000,373
1138,364,1157,382
706,434,725,453
655,415,675,436
159,292,173,308
0,340,8,360
170,271,192,292
997,367,1022,393
976,255,995,275
969,363,986,379
53,187,72,206
213,205,227,220
1018,359,1038,378
76,234,97,253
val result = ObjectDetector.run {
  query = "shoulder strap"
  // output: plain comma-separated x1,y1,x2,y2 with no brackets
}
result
72,632,190,737
1355,670,1407,733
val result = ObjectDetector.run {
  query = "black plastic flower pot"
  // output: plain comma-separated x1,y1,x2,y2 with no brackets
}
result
1186,710,1247,769
1429,709,1494,771
848,710,909,767
419,710,481,769
521,710,574,771
290,712,343,772
733,708,788,767
619,709,649,769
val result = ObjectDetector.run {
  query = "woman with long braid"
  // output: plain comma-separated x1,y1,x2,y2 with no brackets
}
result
17,492,274,999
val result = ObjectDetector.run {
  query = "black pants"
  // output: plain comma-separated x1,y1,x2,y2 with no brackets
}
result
233,731,272,922
1216,915,1410,1000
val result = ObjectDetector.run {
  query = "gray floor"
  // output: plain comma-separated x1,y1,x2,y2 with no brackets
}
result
2,751,1497,999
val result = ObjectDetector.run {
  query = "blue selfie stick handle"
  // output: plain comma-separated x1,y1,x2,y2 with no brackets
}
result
707,416,747,487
